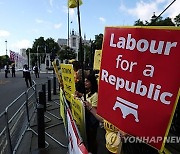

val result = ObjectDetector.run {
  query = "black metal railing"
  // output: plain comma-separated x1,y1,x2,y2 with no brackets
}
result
0,76,66,154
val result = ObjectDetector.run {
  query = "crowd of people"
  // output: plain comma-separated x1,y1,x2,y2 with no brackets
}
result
69,60,112,153
4,63,16,78
3,63,40,88
3,59,160,153
61,60,159,154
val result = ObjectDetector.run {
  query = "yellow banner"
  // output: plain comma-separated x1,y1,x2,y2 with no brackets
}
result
60,88,66,126
60,64,76,102
71,95,86,142
68,0,82,8
93,50,102,70
52,61,62,83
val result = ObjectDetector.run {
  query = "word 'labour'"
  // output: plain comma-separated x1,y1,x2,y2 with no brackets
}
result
110,33,177,55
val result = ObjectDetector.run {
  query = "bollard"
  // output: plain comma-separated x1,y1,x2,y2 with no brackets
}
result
37,103,45,148
42,84,46,111
48,79,51,101
53,76,56,95
39,91,46,110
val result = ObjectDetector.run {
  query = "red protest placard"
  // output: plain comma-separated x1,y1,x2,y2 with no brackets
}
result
97,26,180,150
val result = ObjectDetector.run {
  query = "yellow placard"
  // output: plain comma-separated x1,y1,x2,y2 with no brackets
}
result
60,64,76,102
71,95,86,142
60,88,66,126
160,88,180,152
52,61,62,83
93,50,102,70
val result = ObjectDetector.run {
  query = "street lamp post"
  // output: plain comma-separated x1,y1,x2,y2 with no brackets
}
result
37,46,39,69
28,48,31,69
5,40,7,56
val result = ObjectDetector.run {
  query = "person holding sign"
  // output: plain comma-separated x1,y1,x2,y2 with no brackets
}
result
75,69,90,98
83,73,109,154
72,60,81,82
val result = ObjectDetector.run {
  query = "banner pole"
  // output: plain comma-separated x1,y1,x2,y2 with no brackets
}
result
76,0,86,101
153,0,176,23
67,6,70,47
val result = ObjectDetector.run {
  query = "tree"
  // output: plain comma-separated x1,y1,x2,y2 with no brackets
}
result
94,33,103,50
84,43,91,68
26,48,33,68
80,33,104,69
0,55,11,68
57,45,76,62
174,13,180,26
134,15,175,26
160,17,175,26
46,38,60,54
150,16,174,26
134,19,145,26
30,37,46,66
30,37,60,65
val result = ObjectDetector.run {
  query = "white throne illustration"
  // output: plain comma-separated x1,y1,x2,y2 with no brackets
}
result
113,97,139,122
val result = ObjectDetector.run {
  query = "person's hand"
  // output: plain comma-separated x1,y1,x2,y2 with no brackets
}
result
83,101,93,111
75,91,83,98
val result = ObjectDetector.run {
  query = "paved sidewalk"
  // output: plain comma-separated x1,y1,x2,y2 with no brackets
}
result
16,93,68,154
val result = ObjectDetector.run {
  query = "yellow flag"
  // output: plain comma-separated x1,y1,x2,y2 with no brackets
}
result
68,0,82,8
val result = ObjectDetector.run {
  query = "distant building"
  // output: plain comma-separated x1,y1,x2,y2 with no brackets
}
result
57,39,67,46
14,48,28,69
20,48,27,59
57,30,90,60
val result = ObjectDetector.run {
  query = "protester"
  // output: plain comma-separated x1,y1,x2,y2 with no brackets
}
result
75,69,90,98
23,64,32,88
33,65,39,78
11,64,16,77
82,73,109,154
72,60,81,82
4,63,9,78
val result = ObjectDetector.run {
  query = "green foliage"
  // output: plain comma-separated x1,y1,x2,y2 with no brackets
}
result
31,37,60,54
94,33,103,50
82,33,104,68
84,44,91,62
149,17,175,26
57,45,76,61
29,37,60,65
46,38,60,53
0,55,11,68
174,13,180,26
134,19,145,26
134,14,176,26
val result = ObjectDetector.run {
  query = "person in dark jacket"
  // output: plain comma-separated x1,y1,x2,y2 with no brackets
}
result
23,64,32,88
33,65,39,78
4,63,9,78
11,64,16,77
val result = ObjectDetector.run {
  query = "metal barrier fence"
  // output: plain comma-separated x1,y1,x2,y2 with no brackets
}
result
0,82,37,154
0,76,60,154
1,75,179,154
